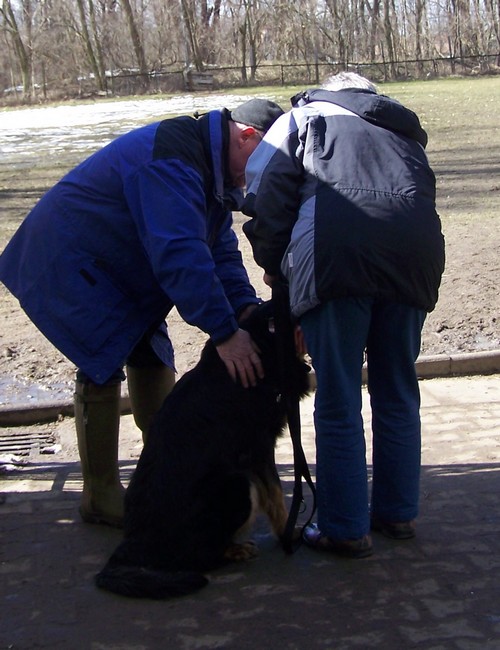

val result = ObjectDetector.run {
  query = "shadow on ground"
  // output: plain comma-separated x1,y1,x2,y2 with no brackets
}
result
1,455,499,650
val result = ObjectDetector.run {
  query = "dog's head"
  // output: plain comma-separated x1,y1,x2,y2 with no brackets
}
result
239,300,311,398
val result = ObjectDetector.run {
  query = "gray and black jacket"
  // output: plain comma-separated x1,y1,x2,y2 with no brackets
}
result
242,88,445,317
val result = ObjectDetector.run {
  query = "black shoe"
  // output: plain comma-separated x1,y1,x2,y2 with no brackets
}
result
302,523,373,559
370,516,416,540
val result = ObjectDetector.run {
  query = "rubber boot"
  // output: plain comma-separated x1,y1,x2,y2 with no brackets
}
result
74,380,125,528
126,365,175,442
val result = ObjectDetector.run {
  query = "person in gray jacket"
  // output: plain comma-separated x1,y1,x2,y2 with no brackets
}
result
243,72,445,558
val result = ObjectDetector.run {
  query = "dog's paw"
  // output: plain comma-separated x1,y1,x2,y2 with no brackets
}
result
224,541,259,562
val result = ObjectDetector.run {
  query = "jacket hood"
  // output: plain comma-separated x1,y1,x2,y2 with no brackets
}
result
292,88,428,148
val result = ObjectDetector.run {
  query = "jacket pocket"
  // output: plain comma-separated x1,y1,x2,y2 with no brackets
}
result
49,259,135,355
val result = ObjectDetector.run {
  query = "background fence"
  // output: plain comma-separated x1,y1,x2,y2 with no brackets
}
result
4,53,500,104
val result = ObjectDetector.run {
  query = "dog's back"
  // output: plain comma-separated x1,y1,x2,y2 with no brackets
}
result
95,302,310,599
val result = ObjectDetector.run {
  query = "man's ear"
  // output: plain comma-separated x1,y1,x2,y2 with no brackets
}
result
241,126,258,142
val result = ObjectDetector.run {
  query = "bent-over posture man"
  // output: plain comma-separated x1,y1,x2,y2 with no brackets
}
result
0,97,284,527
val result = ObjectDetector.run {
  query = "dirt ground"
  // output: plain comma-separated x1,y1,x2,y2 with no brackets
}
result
0,206,498,408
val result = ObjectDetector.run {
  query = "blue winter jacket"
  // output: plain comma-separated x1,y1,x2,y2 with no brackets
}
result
0,109,258,384
243,88,445,317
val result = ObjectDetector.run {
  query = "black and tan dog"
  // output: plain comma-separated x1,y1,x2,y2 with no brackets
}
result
95,300,310,599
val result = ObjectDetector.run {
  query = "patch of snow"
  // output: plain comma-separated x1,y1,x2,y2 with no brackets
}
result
0,93,267,161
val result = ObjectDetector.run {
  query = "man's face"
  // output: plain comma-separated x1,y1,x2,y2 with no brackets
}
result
227,123,263,188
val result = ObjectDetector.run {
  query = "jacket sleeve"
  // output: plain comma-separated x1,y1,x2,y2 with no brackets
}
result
242,111,304,275
125,158,239,344
210,210,260,314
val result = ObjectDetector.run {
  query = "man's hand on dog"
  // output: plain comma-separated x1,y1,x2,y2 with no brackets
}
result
264,272,308,357
216,329,264,388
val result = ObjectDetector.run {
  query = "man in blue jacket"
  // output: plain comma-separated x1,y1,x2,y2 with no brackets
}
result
0,97,284,527
243,73,445,558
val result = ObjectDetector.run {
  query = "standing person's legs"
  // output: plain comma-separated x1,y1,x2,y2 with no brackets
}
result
74,369,125,527
300,298,372,542
127,323,176,442
366,301,426,536
126,366,175,441
75,326,174,527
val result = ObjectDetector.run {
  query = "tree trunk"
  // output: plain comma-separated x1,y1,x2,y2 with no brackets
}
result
180,0,204,71
383,0,397,78
88,0,107,91
415,0,425,74
1,0,33,100
121,0,149,91
76,0,105,91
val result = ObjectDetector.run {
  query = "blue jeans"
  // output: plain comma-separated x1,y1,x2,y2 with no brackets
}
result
300,298,426,540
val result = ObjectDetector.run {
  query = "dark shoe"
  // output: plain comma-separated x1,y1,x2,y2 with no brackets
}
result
371,516,416,540
302,523,373,559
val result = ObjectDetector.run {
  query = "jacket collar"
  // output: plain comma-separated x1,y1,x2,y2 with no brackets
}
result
199,109,244,210
291,88,428,148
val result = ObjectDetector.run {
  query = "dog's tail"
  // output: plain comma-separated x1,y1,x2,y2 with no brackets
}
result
95,563,209,600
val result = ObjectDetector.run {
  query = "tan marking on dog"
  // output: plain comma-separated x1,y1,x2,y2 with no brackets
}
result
255,478,288,538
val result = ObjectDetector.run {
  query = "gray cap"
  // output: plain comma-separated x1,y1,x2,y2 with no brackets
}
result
230,98,284,133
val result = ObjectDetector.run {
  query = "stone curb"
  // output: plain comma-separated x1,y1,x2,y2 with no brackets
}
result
364,348,500,383
0,396,132,427
1,350,499,427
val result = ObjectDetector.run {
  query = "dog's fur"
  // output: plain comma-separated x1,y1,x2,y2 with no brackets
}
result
95,301,310,599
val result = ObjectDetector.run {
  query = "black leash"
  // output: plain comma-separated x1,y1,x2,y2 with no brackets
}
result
272,280,316,554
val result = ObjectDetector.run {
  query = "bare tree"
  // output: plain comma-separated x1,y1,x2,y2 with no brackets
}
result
382,0,398,78
75,0,106,91
365,0,382,62
485,0,500,59
242,0,260,81
324,0,348,64
180,0,204,70
1,0,499,102
200,0,222,63
1,0,34,99
149,1,183,70
447,0,479,58
121,0,149,89
415,0,426,74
